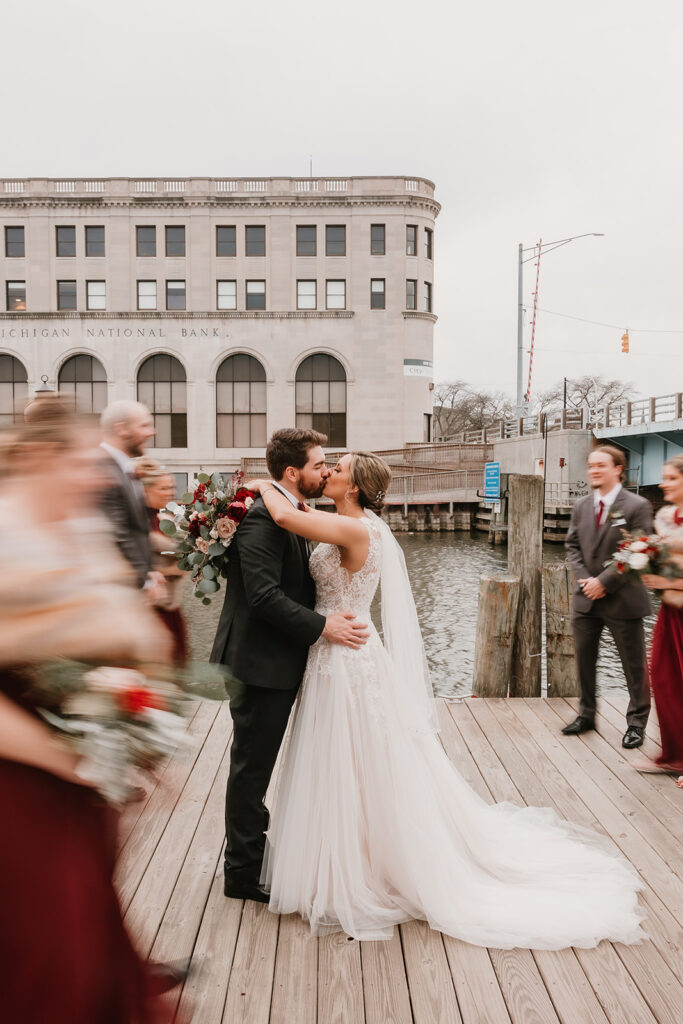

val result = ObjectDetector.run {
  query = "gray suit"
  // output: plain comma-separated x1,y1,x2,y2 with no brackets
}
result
99,452,152,588
565,486,652,727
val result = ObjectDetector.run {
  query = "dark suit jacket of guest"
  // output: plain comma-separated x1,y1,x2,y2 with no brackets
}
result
99,451,152,589
210,496,326,691
565,486,653,619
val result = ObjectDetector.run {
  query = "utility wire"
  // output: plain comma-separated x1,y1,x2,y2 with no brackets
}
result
524,306,683,334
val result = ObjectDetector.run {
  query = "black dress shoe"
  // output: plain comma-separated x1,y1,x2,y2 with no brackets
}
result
622,726,644,749
147,958,192,993
561,716,595,736
224,880,270,903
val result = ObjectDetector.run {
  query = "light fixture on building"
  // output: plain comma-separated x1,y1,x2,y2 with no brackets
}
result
34,374,53,394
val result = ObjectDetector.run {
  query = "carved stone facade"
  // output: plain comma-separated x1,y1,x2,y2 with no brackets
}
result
0,176,439,485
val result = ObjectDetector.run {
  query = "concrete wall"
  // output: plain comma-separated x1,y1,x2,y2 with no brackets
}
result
493,429,594,492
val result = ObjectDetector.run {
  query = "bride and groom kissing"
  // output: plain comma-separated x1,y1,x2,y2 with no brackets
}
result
210,428,645,948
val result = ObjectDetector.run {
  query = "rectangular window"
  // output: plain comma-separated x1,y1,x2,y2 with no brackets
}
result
425,228,433,260
246,280,266,310
296,225,316,256
6,281,26,311
166,280,186,310
137,280,157,310
56,226,76,257
5,226,25,258
406,224,417,256
325,225,346,256
326,279,346,310
371,224,385,255
371,279,386,309
406,279,417,310
86,280,106,310
297,280,316,310
245,225,266,256
165,226,186,257
424,281,433,312
57,280,77,309
136,226,156,257
85,226,105,257
217,280,237,310
216,225,236,257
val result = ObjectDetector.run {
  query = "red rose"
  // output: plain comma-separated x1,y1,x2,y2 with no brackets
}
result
192,483,208,502
226,501,248,523
235,487,254,503
118,687,165,715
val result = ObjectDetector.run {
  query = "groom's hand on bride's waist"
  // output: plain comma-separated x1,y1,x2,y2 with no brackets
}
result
322,611,370,649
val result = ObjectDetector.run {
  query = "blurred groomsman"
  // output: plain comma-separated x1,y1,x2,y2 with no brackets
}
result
564,445,652,748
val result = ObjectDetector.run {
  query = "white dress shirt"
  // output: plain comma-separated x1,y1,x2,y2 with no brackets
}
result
593,483,622,526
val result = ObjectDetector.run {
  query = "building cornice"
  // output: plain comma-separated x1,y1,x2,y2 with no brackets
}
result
403,311,438,323
0,195,441,216
0,310,355,321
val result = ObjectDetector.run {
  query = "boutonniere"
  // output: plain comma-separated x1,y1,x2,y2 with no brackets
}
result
608,507,627,527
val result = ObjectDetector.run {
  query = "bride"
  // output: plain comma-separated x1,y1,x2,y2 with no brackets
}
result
248,452,645,949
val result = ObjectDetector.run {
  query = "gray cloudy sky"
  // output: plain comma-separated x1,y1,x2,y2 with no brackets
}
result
7,0,683,400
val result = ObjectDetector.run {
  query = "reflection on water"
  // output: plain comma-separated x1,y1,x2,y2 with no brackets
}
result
183,531,655,699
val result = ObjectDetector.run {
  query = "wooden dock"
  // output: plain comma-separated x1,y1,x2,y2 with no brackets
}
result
116,695,683,1024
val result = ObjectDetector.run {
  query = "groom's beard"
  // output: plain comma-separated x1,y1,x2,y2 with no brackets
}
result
299,479,328,500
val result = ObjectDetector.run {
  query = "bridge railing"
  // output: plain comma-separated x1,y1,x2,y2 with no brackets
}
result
386,469,483,500
594,392,683,430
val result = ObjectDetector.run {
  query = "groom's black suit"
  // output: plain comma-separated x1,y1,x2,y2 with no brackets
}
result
210,495,325,887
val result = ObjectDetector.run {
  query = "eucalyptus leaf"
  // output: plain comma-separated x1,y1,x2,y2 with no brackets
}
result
202,565,216,579
159,519,177,536
188,552,204,566
209,542,225,557
202,597,212,606
180,492,193,503
198,473,210,484
197,578,219,594
200,526,210,540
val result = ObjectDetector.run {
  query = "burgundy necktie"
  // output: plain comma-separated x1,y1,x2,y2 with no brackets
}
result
297,501,307,511
596,500,604,528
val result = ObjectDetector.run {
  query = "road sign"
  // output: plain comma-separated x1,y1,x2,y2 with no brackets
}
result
484,462,501,500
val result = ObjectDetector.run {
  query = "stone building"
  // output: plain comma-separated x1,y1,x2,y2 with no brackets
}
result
0,175,439,488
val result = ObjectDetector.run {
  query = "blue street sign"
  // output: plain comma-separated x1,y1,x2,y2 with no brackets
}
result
484,462,501,500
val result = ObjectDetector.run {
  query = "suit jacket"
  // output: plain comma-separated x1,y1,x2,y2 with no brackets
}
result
99,453,152,589
565,486,653,618
210,496,326,690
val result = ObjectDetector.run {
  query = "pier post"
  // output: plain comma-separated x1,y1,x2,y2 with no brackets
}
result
509,474,543,696
543,563,580,697
472,575,521,696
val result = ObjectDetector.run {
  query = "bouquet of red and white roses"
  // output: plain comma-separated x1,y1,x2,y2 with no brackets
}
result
606,532,683,579
159,471,255,604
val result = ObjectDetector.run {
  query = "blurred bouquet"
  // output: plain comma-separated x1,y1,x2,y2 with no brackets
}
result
159,471,255,605
26,661,189,806
606,532,683,580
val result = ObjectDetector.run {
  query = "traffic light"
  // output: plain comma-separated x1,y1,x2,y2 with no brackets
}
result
621,330,630,353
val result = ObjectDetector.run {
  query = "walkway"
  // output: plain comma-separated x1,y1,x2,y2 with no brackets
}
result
117,695,682,1023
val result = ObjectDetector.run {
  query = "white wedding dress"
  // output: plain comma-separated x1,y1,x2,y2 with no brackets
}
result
262,515,645,948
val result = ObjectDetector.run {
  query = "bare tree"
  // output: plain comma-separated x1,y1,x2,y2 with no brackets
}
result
533,375,635,419
433,381,515,438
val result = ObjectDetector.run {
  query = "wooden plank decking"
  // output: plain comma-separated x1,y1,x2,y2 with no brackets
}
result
116,696,683,1024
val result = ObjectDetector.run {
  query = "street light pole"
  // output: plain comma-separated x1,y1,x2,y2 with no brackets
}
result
516,232,604,417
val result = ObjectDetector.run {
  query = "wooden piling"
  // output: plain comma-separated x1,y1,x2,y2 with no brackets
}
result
508,474,543,697
543,563,580,697
472,575,521,696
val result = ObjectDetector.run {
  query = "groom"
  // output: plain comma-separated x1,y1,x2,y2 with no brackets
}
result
211,428,369,902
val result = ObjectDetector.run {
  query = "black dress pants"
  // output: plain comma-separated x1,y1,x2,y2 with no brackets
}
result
224,683,298,885
572,608,650,728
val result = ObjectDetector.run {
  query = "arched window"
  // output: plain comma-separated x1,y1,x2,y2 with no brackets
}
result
216,354,267,448
0,355,28,427
58,354,107,415
137,354,187,448
295,353,346,446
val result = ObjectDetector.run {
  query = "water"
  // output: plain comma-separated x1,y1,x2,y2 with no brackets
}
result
183,531,656,699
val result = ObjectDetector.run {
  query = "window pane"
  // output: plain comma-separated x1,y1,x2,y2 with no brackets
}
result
329,380,346,413
165,226,186,257
136,226,156,257
56,226,75,257
217,381,233,413
371,224,385,255
425,228,433,259
85,226,105,257
312,380,329,411
5,227,25,258
137,280,156,309
137,380,154,407
92,381,108,412
328,413,346,447
233,381,250,413
295,381,313,414
171,381,187,412
406,279,416,309
233,414,251,447
326,279,345,309
297,280,316,309
325,225,346,256
424,282,432,312
155,415,172,447
251,414,267,447
406,225,417,256
250,380,267,412
57,280,77,309
246,281,265,309
216,415,233,447
6,282,26,311
155,381,171,413
87,281,106,310
216,226,236,256
245,225,265,256
166,280,186,309
296,225,316,256
217,280,236,309
370,279,385,309
170,414,187,447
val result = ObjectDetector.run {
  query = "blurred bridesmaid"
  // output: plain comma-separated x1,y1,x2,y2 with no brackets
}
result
136,458,189,667
640,454,683,773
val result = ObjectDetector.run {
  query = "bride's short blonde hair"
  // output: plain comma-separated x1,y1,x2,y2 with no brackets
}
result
665,454,683,477
349,452,392,514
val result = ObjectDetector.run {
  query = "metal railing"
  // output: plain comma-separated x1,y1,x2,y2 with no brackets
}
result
387,469,483,501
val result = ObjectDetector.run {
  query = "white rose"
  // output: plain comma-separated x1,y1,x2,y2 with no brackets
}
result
216,517,238,542
195,538,210,554
244,496,254,508
630,541,648,552
628,552,649,570
210,527,219,540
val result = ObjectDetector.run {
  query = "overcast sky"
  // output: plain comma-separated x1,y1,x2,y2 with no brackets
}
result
7,0,682,400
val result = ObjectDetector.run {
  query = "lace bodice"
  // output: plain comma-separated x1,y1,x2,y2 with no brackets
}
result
309,516,382,617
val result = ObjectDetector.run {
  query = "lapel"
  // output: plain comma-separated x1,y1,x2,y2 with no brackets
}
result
592,487,624,557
